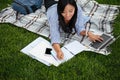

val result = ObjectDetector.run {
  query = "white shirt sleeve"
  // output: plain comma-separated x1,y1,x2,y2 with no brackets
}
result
75,5,90,36
46,4,61,44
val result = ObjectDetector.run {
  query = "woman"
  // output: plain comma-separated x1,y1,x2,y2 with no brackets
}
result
44,0,103,60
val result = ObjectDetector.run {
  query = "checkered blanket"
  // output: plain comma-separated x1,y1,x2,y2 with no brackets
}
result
0,0,119,55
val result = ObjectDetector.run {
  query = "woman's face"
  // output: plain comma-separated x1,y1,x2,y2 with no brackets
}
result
61,4,75,23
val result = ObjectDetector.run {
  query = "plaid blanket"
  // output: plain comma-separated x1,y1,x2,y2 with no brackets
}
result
0,0,119,55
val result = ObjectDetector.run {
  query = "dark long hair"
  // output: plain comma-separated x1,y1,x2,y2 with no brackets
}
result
57,0,78,34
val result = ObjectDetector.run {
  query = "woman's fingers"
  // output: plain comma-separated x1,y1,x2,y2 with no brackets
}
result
57,52,64,60
96,35,103,42
89,34,103,42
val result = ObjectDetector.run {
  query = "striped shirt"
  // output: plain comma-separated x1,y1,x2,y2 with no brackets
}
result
46,4,90,44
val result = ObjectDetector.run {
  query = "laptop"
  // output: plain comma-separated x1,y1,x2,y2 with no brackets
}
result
90,34,116,50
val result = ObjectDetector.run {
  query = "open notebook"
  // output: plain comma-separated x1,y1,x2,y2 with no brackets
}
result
21,37,88,67
20,34,117,66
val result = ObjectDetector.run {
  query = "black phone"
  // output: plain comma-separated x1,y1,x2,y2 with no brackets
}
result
45,48,52,55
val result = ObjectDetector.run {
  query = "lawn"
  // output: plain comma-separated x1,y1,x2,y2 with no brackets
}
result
0,0,120,80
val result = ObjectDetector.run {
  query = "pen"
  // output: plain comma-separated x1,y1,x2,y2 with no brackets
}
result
51,52,58,61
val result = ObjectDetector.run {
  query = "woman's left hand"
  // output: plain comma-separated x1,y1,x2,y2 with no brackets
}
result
88,32,103,42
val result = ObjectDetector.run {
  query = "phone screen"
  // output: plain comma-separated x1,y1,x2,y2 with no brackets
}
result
45,48,52,55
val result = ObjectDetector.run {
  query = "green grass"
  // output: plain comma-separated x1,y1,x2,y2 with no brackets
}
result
0,0,120,80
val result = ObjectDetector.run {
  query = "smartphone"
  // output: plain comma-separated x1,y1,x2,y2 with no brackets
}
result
45,48,52,55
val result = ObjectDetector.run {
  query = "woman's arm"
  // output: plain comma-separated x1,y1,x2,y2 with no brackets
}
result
52,43,64,60
46,5,64,60
80,30,103,42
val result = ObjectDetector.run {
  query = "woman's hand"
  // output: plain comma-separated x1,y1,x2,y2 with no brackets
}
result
57,51,64,60
52,43,64,60
88,31,103,42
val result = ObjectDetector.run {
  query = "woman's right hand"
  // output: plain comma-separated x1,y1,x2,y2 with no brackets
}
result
52,43,64,60
57,51,64,60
